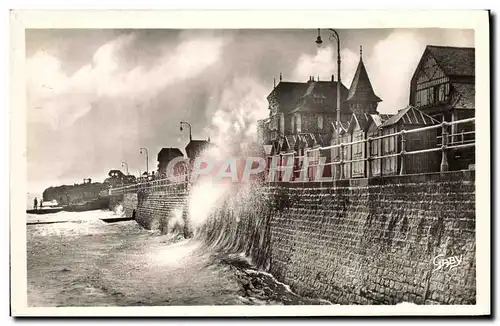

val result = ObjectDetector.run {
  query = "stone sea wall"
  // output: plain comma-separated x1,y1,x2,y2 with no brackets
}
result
121,170,475,304
200,171,476,305
135,183,190,235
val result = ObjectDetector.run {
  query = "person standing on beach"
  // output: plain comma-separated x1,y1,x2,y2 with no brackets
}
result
33,197,38,210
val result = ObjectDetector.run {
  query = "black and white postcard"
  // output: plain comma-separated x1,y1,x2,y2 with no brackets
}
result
9,10,490,317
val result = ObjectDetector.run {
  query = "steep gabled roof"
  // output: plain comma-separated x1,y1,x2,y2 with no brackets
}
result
331,120,350,135
380,105,440,128
410,45,475,105
284,132,330,151
348,113,371,132
346,58,382,103
290,80,350,114
157,147,183,161
369,113,393,128
427,45,475,77
267,82,309,113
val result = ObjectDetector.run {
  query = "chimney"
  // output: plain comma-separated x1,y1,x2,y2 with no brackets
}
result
279,72,282,81
331,74,334,82
317,75,320,82
273,77,276,88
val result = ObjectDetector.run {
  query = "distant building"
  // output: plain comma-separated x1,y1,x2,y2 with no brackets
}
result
257,74,350,155
258,44,475,181
104,169,135,187
108,169,125,179
156,147,185,179
185,139,212,161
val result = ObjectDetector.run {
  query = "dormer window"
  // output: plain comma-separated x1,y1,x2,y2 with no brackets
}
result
318,115,324,130
295,113,302,133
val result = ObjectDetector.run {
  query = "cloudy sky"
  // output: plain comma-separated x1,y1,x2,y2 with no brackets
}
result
26,28,474,194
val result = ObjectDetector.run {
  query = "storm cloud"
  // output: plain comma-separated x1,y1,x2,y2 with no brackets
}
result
26,28,474,194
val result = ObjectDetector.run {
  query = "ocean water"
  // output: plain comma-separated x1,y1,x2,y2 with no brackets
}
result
27,210,330,307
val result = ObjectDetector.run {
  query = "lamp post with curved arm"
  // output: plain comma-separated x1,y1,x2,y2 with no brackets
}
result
140,148,149,177
315,28,342,126
180,121,192,141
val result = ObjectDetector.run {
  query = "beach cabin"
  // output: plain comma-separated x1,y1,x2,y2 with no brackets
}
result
378,105,440,175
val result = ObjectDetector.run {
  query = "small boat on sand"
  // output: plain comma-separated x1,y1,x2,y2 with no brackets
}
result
26,207,64,214
99,216,134,223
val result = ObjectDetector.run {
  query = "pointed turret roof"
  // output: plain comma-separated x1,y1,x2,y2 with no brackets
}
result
346,46,382,103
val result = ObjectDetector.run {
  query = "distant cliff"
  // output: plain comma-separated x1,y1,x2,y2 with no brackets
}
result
43,182,108,206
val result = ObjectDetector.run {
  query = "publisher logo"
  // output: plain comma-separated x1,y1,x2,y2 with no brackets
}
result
432,254,463,273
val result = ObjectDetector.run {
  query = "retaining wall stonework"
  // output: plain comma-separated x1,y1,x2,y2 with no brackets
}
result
135,183,190,234
126,170,475,304
108,193,138,219
123,192,138,219
200,171,476,305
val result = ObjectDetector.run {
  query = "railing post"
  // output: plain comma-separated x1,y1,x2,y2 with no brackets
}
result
461,129,464,144
367,138,372,178
399,130,406,175
339,143,345,180
440,122,449,172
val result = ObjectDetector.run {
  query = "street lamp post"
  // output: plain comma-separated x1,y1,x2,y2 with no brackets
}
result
316,28,343,180
121,161,129,175
140,148,149,177
180,121,192,141
315,28,342,126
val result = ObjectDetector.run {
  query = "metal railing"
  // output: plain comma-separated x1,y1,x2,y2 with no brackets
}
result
267,117,475,181
107,118,475,190
108,174,190,195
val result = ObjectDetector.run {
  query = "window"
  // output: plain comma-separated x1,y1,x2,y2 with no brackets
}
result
417,84,448,107
270,104,277,115
296,113,302,133
382,129,396,153
318,115,324,130
342,136,349,160
438,84,445,102
371,137,378,155
279,113,285,135
353,133,363,155
421,89,428,106
428,87,435,105
291,115,295,133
